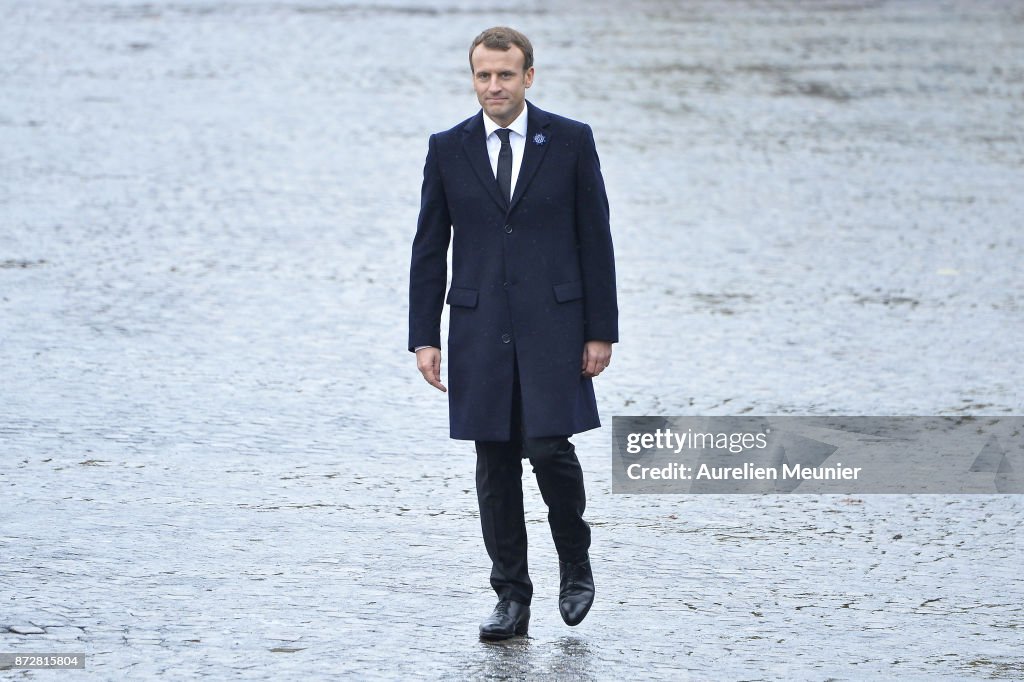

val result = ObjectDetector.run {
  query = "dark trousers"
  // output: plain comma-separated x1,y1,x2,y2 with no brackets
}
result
474,362,591,606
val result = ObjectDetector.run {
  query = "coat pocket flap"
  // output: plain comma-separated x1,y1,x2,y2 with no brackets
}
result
553,280,584,303
445,287,479,308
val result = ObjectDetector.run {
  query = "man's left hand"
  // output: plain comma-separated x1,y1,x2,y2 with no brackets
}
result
581,340,612,378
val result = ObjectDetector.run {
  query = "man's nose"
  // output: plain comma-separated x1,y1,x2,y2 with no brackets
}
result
488,77,502,91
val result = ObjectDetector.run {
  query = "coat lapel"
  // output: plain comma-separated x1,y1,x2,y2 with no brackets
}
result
461,112,507,213
509,102,552,213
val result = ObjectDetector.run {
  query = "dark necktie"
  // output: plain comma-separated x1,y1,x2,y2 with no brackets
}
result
495,128,512,206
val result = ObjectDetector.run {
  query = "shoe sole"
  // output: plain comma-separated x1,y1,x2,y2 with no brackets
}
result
478,630,528,641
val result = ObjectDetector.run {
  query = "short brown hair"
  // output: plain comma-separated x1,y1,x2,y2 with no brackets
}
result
469,27,534,72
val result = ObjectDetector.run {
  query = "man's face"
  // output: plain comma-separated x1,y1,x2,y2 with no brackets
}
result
471,44,534,127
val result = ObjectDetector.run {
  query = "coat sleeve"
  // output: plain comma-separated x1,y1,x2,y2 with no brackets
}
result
575,124,619,343
408,134,452,352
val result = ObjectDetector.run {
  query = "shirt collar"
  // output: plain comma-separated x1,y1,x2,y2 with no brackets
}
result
483,102,529,139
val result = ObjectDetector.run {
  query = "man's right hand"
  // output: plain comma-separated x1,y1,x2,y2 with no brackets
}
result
415,347,447,392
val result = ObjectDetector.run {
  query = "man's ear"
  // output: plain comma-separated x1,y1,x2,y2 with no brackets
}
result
524,67,535,88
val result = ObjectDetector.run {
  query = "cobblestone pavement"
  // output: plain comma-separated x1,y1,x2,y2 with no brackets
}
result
2,0,1023,679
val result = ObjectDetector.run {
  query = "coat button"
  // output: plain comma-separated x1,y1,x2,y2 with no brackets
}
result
504,224,513,234
503,281,510,289
501,333,511,344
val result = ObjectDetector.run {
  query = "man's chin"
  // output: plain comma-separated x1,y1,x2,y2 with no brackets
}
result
484,103,519,124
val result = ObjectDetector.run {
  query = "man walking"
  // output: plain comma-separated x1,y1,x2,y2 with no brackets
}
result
408,26,618,640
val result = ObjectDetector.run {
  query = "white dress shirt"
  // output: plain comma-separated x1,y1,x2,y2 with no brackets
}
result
483,103,528,198
414,105,530,353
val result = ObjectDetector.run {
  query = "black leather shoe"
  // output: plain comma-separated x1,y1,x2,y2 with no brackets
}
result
559,558,595,626
479,599,530,640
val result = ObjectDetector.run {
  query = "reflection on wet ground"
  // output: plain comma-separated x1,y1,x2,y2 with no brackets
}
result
2,0,1022,678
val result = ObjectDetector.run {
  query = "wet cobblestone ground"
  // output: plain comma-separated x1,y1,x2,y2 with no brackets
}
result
2,0,1023,678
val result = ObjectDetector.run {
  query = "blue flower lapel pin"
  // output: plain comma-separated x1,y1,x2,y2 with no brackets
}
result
532,132,547,146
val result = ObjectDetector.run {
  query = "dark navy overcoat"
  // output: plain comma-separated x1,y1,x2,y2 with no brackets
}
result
408,102,618,441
